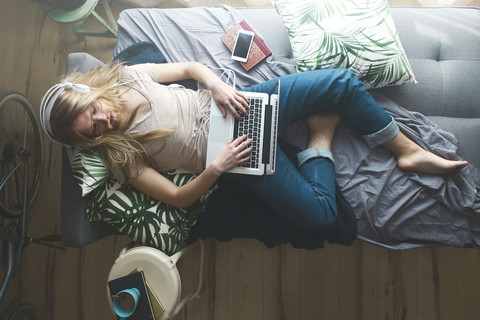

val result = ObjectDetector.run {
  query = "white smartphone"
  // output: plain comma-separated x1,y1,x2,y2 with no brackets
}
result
231,29,255,63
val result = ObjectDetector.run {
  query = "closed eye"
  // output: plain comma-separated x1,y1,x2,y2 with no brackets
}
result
90,104,103,138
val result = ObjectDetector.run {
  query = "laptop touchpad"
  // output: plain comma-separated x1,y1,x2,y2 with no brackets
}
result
210,115,232,144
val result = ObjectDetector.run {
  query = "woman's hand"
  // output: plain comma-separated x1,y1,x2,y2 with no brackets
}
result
130,136,252,208
210,80,249,120
154,62,249,119
210,135,253,172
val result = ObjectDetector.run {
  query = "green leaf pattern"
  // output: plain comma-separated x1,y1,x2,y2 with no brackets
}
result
66,146,110,196
86,170,215,255
274,0,416,89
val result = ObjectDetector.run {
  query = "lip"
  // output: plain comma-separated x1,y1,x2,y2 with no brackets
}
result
110,111,114,124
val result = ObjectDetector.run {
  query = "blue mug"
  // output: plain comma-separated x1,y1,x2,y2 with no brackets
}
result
112,287,140,318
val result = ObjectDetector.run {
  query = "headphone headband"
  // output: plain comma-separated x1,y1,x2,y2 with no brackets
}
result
40,78,144,145
40,82,94,145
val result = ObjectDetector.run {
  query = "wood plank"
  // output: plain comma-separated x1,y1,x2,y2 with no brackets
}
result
338,241,379,320
455,248,480,319
227,239,265,320
81,245,97,319
435,247,457,320
377,246,417,320
416,248,442,320
262,245,283,320
299,244,339,320
212,240,230,320
175,242,196,320
280,244,301,320
62,248,83,319
192,239,217,320
176,239,214,320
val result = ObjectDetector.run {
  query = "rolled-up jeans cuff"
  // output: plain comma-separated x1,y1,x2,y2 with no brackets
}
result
297,148,335,167
362,118,399,148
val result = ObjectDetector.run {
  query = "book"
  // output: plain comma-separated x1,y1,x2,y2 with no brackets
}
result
221,20,272,72
141,274,165,318
129,268,166,319
108,270,164,319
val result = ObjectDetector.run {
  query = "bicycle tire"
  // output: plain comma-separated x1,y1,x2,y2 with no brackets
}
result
0,92,43,216
3,302,38,320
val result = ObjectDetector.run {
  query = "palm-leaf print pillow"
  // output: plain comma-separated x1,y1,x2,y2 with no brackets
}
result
65,146,110,196
86,170,216,256
273,0,417,89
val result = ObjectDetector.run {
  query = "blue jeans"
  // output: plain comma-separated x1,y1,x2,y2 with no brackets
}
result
227,68,398,233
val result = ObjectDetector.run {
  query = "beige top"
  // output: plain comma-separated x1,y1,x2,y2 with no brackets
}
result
116,64,212,181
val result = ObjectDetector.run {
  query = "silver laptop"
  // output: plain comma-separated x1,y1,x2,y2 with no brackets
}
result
206,80,280,176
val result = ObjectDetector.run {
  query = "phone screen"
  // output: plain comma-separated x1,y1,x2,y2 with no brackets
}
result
232,31,254,61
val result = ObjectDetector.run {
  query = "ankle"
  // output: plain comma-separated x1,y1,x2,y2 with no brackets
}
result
382,132,419,158
308,133,333,150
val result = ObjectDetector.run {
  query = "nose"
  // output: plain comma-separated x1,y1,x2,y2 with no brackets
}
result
93,113,108,123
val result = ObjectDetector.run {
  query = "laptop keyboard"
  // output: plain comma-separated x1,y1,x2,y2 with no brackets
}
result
234,98,263,169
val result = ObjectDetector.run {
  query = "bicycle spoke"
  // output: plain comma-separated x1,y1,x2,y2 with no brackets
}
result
0,93,43,216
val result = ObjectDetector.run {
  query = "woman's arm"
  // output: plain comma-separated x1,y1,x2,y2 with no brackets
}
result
154,62,249,119
129,135,253,208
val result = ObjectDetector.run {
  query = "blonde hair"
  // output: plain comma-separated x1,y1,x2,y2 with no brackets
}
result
49,63,173,179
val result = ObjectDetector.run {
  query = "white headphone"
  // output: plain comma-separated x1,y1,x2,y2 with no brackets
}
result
40,82,95,144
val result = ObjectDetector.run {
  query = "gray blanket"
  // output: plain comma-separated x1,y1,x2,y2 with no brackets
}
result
114,5,480,249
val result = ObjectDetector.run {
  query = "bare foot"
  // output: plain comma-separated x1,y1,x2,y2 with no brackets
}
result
306,112,342,150
383,132,468,174
397,148,468,174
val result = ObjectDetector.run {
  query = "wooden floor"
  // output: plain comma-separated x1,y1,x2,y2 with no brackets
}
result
1,0,480,319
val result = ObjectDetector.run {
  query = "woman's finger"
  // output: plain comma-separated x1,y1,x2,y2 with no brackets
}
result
227,104,241,119
233,93,250,115
233,102,247,117
239,145,253,157
238,153,251,164
232,135,248,146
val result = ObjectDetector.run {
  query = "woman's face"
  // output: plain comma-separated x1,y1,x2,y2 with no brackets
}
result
72,99,117,138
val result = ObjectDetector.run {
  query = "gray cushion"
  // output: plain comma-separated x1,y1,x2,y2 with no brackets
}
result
372,7,480,117
65,52,105,73
428,116,480,168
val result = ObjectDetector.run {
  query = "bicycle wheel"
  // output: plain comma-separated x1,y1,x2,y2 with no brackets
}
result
0,92,43,216
3,302,38,320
